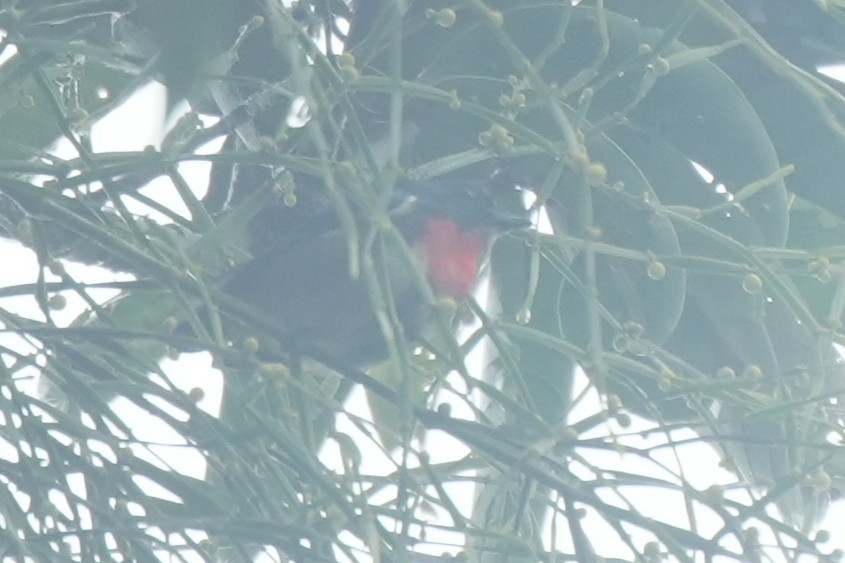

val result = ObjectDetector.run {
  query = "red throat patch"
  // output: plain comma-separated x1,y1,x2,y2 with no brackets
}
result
421,218,488,299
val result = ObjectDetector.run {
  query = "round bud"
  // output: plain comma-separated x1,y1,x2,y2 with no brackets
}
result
716,366,736,380
336,53,356,69
434,8,456,28
585,162,607,186
704,484,724,502
242,337,260,354
335,53,359,81
338,65,359,82
741,273,763,294
742,364,763,381
48,294,67,311
325,505,348,531
647,261,666,281
67,107,89,125
47,260,66,276
811,256,831,270
478,130,493,147
611,333,629,353
188,387,205,403
643,542,661,560
335,161,357,184
162,316,179,333
486,10,504,27
490,124,508,139
807,470,832,492
623,321,645,338
487,124,514,152
495,135,514,152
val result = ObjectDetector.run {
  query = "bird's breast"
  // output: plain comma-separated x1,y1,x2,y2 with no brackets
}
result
419,218,489,300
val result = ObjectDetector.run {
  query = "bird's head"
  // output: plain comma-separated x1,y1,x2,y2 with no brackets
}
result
397,173,530,300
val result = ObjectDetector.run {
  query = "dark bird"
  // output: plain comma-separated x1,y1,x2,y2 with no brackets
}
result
219,173,529,367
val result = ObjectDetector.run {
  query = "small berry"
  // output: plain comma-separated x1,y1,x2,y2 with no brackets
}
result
47,260,65,276
742,364,763,380
162,316,179,333
242,337,260,354
585,162,607,186
48,294,67,311
815,530,831,543
647,261,666,281
486,10,503,27
430,8,456,28
716,366,736,380
807,470,832,492
741,273,763,294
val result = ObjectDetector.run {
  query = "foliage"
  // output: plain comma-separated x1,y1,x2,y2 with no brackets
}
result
1,0,845,561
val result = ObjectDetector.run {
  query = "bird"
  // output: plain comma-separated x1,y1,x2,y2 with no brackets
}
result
216,171,530,369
